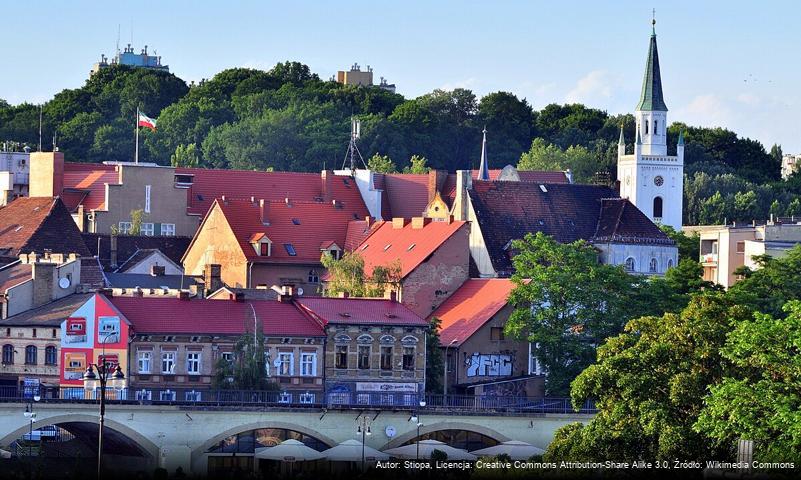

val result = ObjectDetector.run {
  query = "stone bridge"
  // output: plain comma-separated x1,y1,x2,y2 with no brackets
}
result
0,402,592,476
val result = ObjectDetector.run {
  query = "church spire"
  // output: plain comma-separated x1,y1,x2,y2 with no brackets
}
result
478,126,489,181
636,18,668,112
618,125,625,145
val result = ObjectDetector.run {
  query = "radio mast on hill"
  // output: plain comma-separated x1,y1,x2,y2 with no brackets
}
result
342,117,366,172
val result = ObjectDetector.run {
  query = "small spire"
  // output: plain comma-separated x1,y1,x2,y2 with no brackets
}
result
677,129,685,146
478,126,490,181
618,125,625,145
652,9,656,35
636,127,642,145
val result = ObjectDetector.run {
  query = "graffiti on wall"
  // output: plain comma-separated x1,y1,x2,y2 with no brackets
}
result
465,353,513,377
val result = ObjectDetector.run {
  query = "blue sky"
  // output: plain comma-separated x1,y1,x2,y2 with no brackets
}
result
2,1,800,151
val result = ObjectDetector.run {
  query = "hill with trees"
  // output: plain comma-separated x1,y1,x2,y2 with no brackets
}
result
1,62,796,225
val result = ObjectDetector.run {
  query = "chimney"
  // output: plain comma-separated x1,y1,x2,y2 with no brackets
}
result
427,170,447,203
231,292,244,302
278,285,295,303
31,260,57,308
110,235,118,268
204,264,223,293
392,218,408,229
453,170,473,221
76,204,85,232
411,217,428,229
29,152,64,197
150,265,166,276
321,170,334,202
259,199,270,225
133,287,144,298
332,199,342,209
364,216,372,229
178,291,190,301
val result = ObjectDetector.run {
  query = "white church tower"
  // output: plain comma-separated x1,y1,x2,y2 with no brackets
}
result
618,19,684,230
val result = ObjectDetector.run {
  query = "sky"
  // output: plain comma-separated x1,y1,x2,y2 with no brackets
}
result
2,1,800,151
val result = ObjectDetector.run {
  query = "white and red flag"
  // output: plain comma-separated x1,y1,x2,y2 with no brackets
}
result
137,112,157,131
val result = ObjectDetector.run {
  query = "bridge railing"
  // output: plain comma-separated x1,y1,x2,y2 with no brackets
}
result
0,386,595,414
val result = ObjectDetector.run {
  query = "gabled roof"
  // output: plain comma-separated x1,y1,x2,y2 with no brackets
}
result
468,181,672,275
0,261,32,293
108,295,325,336
0,197,91,259
0,293,94,327
636,27,668,111
104,273,201,290
296,297,427,326
344,220,374,252
81,234,192,272
441,169,570,206
375,174,430,220
207,286,279,301
431,279,516,346
355,219,467,278
62,162,118,211
214,197,369,264
116,248,183,273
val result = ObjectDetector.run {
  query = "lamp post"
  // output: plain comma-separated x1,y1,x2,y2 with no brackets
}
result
356,414,372,471
411,400,425,461
83,332,126,480
442,339,458,404
23,393,40,477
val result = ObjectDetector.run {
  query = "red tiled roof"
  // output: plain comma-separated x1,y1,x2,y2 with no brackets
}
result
594,198,672,243
344,220,374,252
375,174,430,220
431,279,516,346
62,163,118,211
178,168,367,217
109,295,325,336
216,197,369,263
355,219,467,278
441,169,570,206
296,297,427,326
0,262,32,293
0,197,90,258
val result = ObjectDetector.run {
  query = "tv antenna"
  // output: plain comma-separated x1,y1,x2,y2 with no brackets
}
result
38,105,43,152
341,117,366,172
116,24,121,54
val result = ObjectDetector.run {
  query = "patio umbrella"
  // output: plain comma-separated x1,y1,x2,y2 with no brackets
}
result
322,439,390,462
471,440,545,460
254,439,325,462
0,448,11,459
384,439,476,461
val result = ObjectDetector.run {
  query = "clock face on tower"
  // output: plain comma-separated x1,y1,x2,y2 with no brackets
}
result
654,175,664,187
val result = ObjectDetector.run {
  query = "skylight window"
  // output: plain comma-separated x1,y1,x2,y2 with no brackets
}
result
407,243,416,252
284,243,297,256
360,244,369,251
292,218,301,225
383,244,391,251
197,194,204,201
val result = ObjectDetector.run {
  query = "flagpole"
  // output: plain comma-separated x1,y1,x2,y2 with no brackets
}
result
135,107,139,164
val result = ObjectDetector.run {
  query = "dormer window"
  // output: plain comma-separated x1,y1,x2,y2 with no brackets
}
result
260,243,269,256
321,243,343,260
250,233,272,256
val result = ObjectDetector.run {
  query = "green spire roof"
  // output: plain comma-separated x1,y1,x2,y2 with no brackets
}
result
636,28,668,112
677,129,685,146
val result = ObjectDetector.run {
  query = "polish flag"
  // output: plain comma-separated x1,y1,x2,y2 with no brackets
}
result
138,112,157,131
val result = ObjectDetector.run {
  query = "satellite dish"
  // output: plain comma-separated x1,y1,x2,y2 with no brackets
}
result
296,287,304,296
58,277,71,289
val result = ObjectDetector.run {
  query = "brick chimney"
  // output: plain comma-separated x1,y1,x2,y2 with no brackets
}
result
392,218,408,229
427,169,447,203
203,264,223,293
31,260,56,308
259,199,270,225
29,152,64,197
321,170,334,202
411,217,429,229
453,170,473,222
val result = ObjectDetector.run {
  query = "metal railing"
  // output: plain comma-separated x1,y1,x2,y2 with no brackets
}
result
0,386,596,414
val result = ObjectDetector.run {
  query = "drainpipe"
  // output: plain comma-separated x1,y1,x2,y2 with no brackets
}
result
247,262,253,289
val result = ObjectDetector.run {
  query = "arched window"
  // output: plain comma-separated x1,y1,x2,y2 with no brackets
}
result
25,345,37,365
2,345,13,364
653,196,663,219
654,120,658,135
45,346,57,365
649,258,658,273
624,257,636,273
667,259,674,269
645,120,649,134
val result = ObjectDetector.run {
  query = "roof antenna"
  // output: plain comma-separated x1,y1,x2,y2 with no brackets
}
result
116,23,121,55
342,117,366,173
38,105,43,152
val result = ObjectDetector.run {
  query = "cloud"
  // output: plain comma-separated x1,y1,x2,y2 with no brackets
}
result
564,70,615,104
439,77,477,91
674,94,733,128
736,93,761,107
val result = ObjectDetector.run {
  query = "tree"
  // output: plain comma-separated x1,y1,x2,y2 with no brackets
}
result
788,198,801,218
699,191,726,225
695,300,801,462
321,252,401,298
517,139,597,183
212,329,280,391
403,155,430,174
425,317,444,394
170,143,199,167
367,153,396,173
129,209,144,235
659,225,700,261
546,294,749,462
727,245,801,319
506,232,637,395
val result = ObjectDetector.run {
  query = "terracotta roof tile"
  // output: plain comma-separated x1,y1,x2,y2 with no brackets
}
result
296,297,427,326
441,169,569,206
109,295,325,336
0,262,32,293
344,220,374,252
62,163,118,211
431,279,516,346
376,174,430,220
0,197,90,258
0,293,94,327
355,219,467,278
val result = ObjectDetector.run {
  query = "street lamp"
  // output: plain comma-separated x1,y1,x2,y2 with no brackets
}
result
412,400,425,461
83,335,126,480
23,393,40,475
356,414,372,471
443,339,458,403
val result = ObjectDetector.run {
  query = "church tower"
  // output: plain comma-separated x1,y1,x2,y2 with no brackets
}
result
617,19,684,230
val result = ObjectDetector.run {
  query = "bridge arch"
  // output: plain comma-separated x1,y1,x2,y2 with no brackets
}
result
382,421,510,450
0,413,159,461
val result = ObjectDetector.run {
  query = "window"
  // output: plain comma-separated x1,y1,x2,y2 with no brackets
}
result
649,258,658,273
2,345,14,364
138,351,152,374
51,329,56,338
45,346,57,365
283,243,297,256
135,390,152,401
32,329,37,338
624,257,636,273
25,345,37,365
161,352,176,374
667,259,674,269
653,196,663,219
299,393,315,404
358,345,370,370
490,327,505,341
118,222,132,234
186,352,201,375
654,120,658,135
221,352,233,362
5,328,9,337
279,392,292,403
308,270,319,284
277,352,293,376
402,347,415,371
645,119,649,134
161,223,176,236
260,242,269,256
736,241,745,253
335,345,348,369
185,390,202,402
144,185,151,213
300,353,317,376
141,223,155,236
159,390,176,401
380,346,393,371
